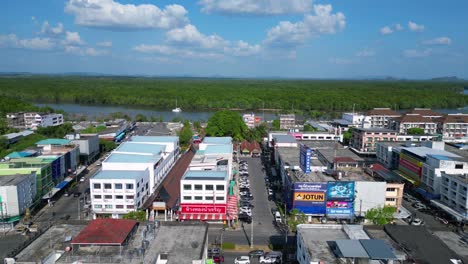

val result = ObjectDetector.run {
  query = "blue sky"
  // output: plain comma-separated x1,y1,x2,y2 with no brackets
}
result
0,0,466,79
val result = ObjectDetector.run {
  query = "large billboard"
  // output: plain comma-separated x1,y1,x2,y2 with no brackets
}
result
327,181,355,201
299,144,312,173
292,182,327,215
326,201,354,218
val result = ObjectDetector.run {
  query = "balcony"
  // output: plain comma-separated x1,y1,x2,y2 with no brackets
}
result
125,189,134,193
125,199,135,204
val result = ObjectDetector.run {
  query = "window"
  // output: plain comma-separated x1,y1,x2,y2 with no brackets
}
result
206,185,214,191
216,196,224,201
455,164,464,169
94,204,102,209
115,183,123,189
137,192,140,198
104,183,112,189
104,195,112,199
126,195,134,199
116,195,123,199
94,195,102,199
216,185,224,191
127,205,134,209
386,198,396,201
183,184,191,190
183,196,192,200
386,188,396,192
126,183,134,189
105,205,113,209
116,205,124,209
145,183,148,190
93,183,101,189
195,185,203,191
194,196,203,200
137,182,140,188
206,196,213,200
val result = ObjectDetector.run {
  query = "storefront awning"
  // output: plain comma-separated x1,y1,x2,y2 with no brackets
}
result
178,213,236,221
430,200,467,221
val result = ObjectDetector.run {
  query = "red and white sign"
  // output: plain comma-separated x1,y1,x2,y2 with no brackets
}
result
180,203,227,214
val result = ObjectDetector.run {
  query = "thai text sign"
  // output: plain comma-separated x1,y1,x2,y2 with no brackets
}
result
181,204,226,214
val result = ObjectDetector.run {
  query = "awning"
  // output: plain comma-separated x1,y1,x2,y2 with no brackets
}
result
178,213,235,221
394,170,418,185
414,187,440,201
430,200,467,221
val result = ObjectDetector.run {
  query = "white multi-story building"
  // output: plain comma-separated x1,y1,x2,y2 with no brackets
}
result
389,114,438,135
366,108,401,128
242,113,261,129
0,173,36,223
24,112,64,129
440,114,468,140
90,169,149,218
198,137,232,150
422,154,467,194
439,173,468,220
280,114,296,130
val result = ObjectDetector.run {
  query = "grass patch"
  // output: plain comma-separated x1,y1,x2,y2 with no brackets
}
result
0,133,46,159
221,242,235,250
80,125,107,133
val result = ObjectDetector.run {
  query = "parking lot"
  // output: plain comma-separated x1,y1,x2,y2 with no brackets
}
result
402,193,454,230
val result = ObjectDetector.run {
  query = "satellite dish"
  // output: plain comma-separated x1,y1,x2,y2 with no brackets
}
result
191,241,199,248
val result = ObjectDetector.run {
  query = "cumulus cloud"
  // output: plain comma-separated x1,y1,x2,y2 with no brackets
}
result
264,4,345,47
97,41,112,47
408,21,424,32
380,26,393,35
355,48,375,57
65,45,109,56
62,31,85,45
0,34,55,50
41,21,65,36
423,37,451,45
65,0,189,30
166,24,228,49
403,48,432,58
395,23,404,31
199,0,312,15
226,41,261,57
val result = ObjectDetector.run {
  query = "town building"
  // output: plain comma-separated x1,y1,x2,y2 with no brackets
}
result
23,112,64,130
242,113,261,129
67,134,100,165
439,114,468,140
5,112,25,128
351,128,398,154
407,108,443,119
1,130,34,145
435,172,468,220
316,148,364,171
366,108,401,128
388,114,438,135
237,140,261,157
279,114,296,130
0,173,36,227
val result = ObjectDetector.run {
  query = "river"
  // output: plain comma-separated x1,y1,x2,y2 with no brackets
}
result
35,103,280,122
35,103,468,122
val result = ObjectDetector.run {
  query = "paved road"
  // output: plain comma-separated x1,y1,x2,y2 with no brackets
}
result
402,199,451,230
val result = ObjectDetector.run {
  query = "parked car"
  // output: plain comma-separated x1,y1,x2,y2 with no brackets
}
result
259,256,278,263
274,212,282,223
64,192,70,197
238,214,252,224
240,210,252,216
268,195,274,201
212,254,224,263
73,192,82,197
240,191,251,196
412,202,427,210
248,249,265,258
79,177,85,182
411,218,424,226
264,251,283,259
240,202,253,208
268,189,274,196
235,256,250,264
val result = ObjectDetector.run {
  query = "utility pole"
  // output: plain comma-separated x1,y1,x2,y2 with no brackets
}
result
250,214,254,249
284,203,288,245
77,198,80,220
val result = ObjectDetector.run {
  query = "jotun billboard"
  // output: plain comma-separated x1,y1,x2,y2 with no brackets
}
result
292,182,327,215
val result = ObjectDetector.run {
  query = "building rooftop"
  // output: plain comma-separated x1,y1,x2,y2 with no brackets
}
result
204,144,232,155
408,108,443,117
302,141,338,149
202,137,232,144
317,148,364,164
0,173,33,186
367,108,401,116
273,134,297,144
115,142,166,155
402,147,461,159
3,130,34,140
130,136,178,143
332,119,353,126
384,225,463,264
182,170,227,181
144,222,208,264
441,113,468,124
354,127,397,133
36,138,72,146
92,170,148,180
72,219,138,245
277,147,299,167
392,114,436,123
105,153,159,163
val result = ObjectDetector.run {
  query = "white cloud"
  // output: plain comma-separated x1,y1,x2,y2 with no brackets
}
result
199,0,312,15
65,0,189,30
65,45,109,56
227,41,261,57
0,34,55,50
166,24,228,49
41,21,65,36
63,31,85,45
133,44,178,55
408,21,425,32
395,23,404,31
355,48,375,57
380,26,393,35
97,41,112,47
264,4,345,47
133,44,224,59
403,48,432,58
423,37,451,45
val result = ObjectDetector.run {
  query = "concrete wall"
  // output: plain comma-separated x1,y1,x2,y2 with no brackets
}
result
354,181,387,217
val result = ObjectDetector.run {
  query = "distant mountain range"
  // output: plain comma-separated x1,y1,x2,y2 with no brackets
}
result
0,72,466,81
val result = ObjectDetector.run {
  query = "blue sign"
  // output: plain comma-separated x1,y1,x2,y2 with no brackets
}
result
293,182,327,192
295,201,326,215
299,144,312,173
326,201,354,218
327,181,355,201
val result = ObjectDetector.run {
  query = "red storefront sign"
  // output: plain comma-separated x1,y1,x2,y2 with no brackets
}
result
180,203,227,214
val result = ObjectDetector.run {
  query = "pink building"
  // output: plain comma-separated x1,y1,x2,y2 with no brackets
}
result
351,128,397,154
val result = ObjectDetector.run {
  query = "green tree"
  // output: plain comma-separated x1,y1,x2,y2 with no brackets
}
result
343,128,353,145
303,124,318,132
407,127,425,135
286,208,308,232
122,210,147,221
193,121,202,132
134,114,148,122
36,123,74,138
206,110,248,141
0,136,9,150
272,119,280,130
99,139,116,153
365,206,396,225
177,120,193,148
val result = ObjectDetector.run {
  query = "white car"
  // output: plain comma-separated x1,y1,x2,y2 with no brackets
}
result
268,189,273,196
235,256,250,264
240,191,251,196
412,203,427,210
411,218,424,226
259,256,278,263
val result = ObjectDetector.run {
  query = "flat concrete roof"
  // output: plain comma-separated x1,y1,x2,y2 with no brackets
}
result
402,147,461,159
297,225,348,263
106,153,159,163
277,147,299,167
0,173,33,186
144,222,208,264
92,170,147,180
318,148,364,163
204,144,232,155
273,134,297,144
302,141,338,149
202,137,232,144
115,142,166,155
182,170,227,181
130,136,178,143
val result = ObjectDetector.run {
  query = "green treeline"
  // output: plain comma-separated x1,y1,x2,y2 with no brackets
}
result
0,76,467,111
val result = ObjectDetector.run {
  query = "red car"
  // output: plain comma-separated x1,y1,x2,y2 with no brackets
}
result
213,254,224,263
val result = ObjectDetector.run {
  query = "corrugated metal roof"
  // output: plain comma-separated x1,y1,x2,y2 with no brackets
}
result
105,153,159,163
130,136,178,143
205,144,232,155
36,139,71,145
71,219,138,245
273,134,297,144
92,170,147,180
183,170,227,180
116,142,166,154
335,240,369,258
360,239,397,260
202,137,232,144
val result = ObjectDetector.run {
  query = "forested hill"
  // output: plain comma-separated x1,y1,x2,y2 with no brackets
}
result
0,76,467,112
